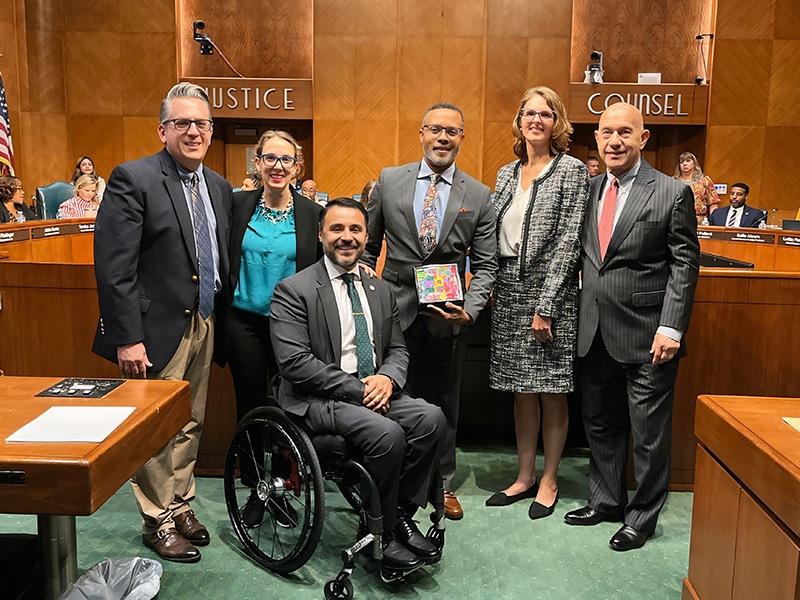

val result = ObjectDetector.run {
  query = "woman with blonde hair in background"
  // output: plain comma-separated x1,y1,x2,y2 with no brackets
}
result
674,151,719,224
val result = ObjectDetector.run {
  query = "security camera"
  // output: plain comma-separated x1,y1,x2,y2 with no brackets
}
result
590,51,602,62
195,20,205,30
193,21,213,55
584,50,604,84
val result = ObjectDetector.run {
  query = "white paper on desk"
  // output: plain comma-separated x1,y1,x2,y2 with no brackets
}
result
783,417,800,435
5,406,136,443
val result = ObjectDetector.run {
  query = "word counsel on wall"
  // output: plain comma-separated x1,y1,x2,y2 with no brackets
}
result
568,83,709,125
179,78,312,119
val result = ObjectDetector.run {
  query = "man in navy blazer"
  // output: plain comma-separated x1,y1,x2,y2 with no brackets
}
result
93,83,231,563
708,183,766,227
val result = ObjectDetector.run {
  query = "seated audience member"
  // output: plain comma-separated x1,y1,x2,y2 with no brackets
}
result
361,179,378,206
585,156,600,177
71,156,106,201
0,175,38,223
270,197,446,573
301,179,318,202
674,151,719,224
708,183,765,228
57,174,100,219
240,174,262,191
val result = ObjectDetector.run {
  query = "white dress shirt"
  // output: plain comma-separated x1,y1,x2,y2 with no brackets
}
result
324,256,377,373
499,159,555,257
726,207,744,228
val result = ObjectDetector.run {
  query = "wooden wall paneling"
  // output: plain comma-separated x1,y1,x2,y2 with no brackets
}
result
63,0,120,32
703,126,766,204
714,0,775,40
761,126,800,218
70,234,94,264
746,304,800,398
354,37,397,121
707,40,773,126
65,32,123,116
527,37,571,106
196,363,236,473
202,134,225,178
775,247,800,271
774,0,800,40
30,236,73,263
529,0,572,39
121,33,178,118
746,277,800,305
314,0,357,35
767,42,800,127
24,28,66,116
732,492,800,600
687,446,741,600
177,0,313,79
397,36,443,123
481,120,516,189
122,117,164,163
655,125,706,176
352,121,397,194
314,35,356,121
120,0,175,33
483,36,527,122
68,115,125,180
313,120,355,196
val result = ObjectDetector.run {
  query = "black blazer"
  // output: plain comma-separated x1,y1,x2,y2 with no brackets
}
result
0,202,38,223
229,187,323,298
92,148,232,371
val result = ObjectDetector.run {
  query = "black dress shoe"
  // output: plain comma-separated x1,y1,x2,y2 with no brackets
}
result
486,481,539,507
528,489,558,520
564,506,624,526
394,513,441,563
242,490,266,528
381,533,424,571
610,525,652,551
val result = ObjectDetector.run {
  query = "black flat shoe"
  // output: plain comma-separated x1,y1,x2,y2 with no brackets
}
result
564,506,624,526
485,481,539,507
610,525,652,551
528,489,558,520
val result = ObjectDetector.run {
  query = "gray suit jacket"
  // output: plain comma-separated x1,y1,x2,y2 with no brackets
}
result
577,159,700,364
269,259,409,416
362,162,498,336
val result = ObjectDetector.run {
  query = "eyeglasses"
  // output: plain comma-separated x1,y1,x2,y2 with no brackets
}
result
422,124,464,138
163,119,214,132
258,154,297,168
519,110,557,123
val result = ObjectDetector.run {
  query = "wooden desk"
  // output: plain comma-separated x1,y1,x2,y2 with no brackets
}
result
698,226,800,271
0,376,190,598
0,219,95,264
684,395,800,600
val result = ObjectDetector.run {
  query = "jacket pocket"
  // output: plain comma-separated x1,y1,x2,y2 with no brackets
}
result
382,267,399,283
456,211,474,219
631,290,666,307
139,295,151,313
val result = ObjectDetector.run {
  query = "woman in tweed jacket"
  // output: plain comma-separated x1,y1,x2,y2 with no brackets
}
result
485,86,590,519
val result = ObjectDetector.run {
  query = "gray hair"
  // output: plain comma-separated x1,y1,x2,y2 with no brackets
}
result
159,82,212,123
422,102,465,128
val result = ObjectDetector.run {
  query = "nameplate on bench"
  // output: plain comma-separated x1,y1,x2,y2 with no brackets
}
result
723,231,774,244
30,224,78,239
0,230,30,244
778,234,800,248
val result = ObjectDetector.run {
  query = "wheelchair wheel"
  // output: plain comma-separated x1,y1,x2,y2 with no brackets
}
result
224,407,325,573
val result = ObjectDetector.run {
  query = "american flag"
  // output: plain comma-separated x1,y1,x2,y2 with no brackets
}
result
0,71,15,176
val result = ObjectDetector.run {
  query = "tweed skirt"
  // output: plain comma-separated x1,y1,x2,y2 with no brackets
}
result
489,258,578,394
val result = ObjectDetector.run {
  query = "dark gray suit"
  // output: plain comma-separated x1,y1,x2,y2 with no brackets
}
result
577,159,700,534
362,161,498,489
270,259,446,530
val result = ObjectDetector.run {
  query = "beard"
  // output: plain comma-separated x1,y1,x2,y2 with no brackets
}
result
423,143,460,168
324,241,362,269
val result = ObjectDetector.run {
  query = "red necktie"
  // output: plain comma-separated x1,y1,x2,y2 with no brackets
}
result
598,178,618,260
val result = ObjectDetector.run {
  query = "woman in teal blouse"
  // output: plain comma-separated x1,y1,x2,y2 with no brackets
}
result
228,132,322,521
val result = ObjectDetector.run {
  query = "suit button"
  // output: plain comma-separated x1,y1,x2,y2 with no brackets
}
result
184,309,191,315
599,272,604,277
595,299,599,305
192,275,198,282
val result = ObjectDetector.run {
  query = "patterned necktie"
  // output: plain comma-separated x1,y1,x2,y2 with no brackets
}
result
727,208,737,227
598,178,619,260
190,173,215,319
419,174,440,256
341,273,374,379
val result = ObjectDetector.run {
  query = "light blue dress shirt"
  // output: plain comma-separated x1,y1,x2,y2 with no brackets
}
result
413,160,456,238
173,160,221,292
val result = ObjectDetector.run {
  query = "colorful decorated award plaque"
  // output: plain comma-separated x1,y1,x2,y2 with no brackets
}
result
413,263,464,308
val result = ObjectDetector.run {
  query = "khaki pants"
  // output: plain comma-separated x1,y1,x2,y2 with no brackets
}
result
130,311,215,534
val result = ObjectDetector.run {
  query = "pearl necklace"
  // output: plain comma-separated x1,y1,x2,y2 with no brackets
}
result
258,197,294,224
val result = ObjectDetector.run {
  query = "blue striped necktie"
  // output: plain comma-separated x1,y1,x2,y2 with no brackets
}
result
341,273,374,379
190,173,214,319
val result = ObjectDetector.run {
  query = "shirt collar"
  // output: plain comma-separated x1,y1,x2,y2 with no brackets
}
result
606,158,641,187
418,160,455,185
324,255,361,282
171,156,204,183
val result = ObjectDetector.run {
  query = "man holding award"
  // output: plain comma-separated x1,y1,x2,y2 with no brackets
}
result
363,102,498,520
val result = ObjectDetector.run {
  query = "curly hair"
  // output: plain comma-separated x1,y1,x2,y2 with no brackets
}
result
0,175,22,203
511,86,573,162
254,130,305,180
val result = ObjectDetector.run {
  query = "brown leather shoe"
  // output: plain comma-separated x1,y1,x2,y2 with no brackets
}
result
444,491,463,520
174,510,210,546
143,528,200,563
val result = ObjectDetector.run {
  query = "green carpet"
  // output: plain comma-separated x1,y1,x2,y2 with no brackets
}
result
1,448,692,599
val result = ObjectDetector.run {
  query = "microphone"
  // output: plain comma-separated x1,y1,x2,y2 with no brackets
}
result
752,208,776,227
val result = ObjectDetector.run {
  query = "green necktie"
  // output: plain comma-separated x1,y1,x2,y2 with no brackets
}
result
341,273,374,379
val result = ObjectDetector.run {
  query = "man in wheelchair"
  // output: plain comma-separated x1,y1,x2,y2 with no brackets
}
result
269,197,448,574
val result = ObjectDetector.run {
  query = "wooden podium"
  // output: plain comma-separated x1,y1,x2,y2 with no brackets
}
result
684,395,800,600
0,376,190,599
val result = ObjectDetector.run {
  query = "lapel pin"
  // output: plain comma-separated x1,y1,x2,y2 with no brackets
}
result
369,285,376,291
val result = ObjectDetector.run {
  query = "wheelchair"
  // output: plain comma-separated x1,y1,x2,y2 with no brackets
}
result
223,404,447,600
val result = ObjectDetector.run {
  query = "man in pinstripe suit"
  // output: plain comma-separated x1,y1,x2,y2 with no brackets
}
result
564,103,700,551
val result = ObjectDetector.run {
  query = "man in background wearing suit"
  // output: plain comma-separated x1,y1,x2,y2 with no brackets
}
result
93,83,231,563
707,182,766,228
564,103,699,550
270,198,446,573
362,103,498,520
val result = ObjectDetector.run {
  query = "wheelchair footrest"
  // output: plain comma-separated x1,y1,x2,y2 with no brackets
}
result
426,523,445,551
